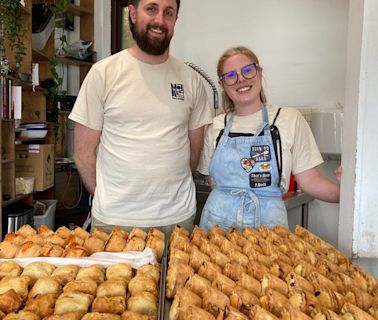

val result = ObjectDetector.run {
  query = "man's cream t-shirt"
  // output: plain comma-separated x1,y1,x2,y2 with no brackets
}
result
198,105,323,193
69,50,212,227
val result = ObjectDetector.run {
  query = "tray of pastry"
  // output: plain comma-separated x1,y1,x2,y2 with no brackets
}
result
165,224,378,319
0,224,167,319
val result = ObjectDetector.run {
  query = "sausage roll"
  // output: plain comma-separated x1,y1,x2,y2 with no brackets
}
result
91,296,126,314
184,274,211,298
236,272,261,298
202,286,230,316
247,260,271,282
190,226,208,248
223,262,247,282
212,272,236,297
340,302,375,319
248,304,279,320
261,273,288,297
166,262,194,299
223,305,249,320
307,271,338,292
188,247,210,272
169,248,190,266
226,228,248,248
229,285,259,315
280,305,313,320
286,271,315,294
197,260,222,283
147,228,164,241
260,288,289,317
43,312,84,320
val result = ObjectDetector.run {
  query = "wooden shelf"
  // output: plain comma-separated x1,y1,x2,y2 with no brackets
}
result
56,56,94,66
1,160,14,165
67,4,93,17
32,49,50,61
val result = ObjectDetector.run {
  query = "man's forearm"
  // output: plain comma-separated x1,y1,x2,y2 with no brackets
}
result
76,155,97,195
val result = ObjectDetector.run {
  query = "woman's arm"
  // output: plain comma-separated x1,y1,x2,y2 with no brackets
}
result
294,166,340,203
73,122,101,195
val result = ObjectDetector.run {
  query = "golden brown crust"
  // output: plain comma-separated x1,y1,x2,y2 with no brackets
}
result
76,264,105,284
28,277,61,298
21,261,56,285
165,263,194,299
62,243,89,257
0,261,22,278
40,244,64,257
202,286,230,316
106,263,133,283
0,289,23,314
37,224,55,237
54,291,93,315
127,291,158,317
0,241,19,259
81,313,121,320
54,226,72,240
3,311,40,320
63,278,98,296
120,311,153,320
0,276,31,300
16,224,36,238
104,234,127,252
51,265,80,286
184,274,211,298
4,233,25,246
92,227,110,242
23,293,58,318
128,275,158,297
15,241,42,258
91,296,126,314
124,236,146,252
73,227,91,240
136,264,160,284
84,236,105,254
96,279,127,297
145,235,165,261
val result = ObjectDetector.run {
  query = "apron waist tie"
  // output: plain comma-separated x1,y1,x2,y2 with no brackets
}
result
230,189,261,228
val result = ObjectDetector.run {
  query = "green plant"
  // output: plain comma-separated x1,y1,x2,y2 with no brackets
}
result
0,0,27,71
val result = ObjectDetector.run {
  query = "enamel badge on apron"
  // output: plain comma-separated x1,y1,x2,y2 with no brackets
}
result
241,158,255,173
251,145,271,162
250,172,272,188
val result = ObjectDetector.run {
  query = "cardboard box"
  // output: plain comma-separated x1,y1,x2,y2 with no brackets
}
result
16,144,55,191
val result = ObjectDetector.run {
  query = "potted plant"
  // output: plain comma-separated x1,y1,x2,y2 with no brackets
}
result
0,0,26,74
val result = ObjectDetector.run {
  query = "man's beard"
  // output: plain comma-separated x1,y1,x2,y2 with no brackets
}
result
133,24,172,56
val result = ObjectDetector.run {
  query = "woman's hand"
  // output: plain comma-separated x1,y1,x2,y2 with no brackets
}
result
207,176,216,189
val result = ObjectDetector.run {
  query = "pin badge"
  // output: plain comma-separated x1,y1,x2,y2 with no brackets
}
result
259,163,272,171
241,158,255,173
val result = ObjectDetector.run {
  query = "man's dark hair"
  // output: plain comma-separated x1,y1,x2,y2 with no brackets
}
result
128,0,180,38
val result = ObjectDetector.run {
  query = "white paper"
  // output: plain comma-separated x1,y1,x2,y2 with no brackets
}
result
0,248,157,269
12,85,22,119
32,63,39,87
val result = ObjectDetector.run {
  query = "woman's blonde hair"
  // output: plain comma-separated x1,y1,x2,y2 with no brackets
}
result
217,46,267,113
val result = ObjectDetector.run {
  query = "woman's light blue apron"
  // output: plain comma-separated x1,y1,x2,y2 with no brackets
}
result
200,105,288,231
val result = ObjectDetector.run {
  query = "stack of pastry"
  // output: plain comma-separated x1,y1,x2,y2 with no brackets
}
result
0,225,165,262
0,260,160,319
166,224,378,319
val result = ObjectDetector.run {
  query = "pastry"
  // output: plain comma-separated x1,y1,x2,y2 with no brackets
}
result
128,275,158,297
63,278,98,296
51,265,80,285
165,262,194,298
81,313,121,320
3,311,40,320
0,276,31,300
54,226,72,240
0,289,23,314
28,277,61,298
54,291,93,315
145,235,165,261
0,261,22,278
124,236,145,252
40,244,64,257
0,241,19,259
184,273,211,297
106,263,133,283
202,286,230,316
76,264,105,284
21,261,56,285
128,227,147,240
62,243,88,257
23,293,58,318
92,227,110,242
91,296,126,314
127,291,158,317
84,236,105,254
15,241,42,258
136,264,160,284
73,227,90,240
96,279,127,297
37,224,55,237
16,224,36,238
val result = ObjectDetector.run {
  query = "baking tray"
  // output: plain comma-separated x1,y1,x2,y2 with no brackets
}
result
159,256,167,320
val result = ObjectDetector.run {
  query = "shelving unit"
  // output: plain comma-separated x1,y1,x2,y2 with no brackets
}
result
0,0,94,235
